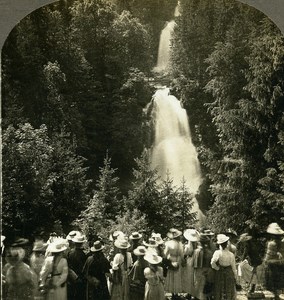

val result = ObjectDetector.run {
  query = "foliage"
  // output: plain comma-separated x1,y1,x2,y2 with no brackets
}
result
2,123,90,237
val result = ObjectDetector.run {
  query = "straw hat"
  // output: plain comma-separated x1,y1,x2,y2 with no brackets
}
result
217,234,230,244
133,246,147,256
47,239,68,253
225,228,238,237
66,230,80,241
32,240,48,252
184,229,199,242
151,233,164,245
143,238,158,248
267,223,284,235
91,241,104,252
109,231,124,241
202,229,215,236
238,233,252,242
114,238,130,249
144,252,162,265
72,234,87,244
167,228,182,239
129,232,142,240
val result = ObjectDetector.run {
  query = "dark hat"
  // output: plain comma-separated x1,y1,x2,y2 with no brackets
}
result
225,229,238,237
33,240,48,252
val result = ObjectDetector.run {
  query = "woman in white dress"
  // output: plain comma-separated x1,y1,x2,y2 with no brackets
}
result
110,237,133,300
39,238,68,300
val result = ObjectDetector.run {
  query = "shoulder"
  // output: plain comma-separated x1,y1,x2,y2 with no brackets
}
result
144,267,151,275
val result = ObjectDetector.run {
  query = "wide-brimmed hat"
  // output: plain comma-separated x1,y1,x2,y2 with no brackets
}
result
217,234,230,244
72,234,87,244
133,246,147,256
267,223,284,235
109,231,124,241
184,229,199,242
130,232,142,240
11,238,29,247
143,238,158,248
66,230,80,241
33,240,48,252
91,241,104,252
151,233,164,245
167,228,182,239
114,238,130,249
238,233,252,242
225,228,238,237
144,252,162,265
202,229,215,236
47,239,68,253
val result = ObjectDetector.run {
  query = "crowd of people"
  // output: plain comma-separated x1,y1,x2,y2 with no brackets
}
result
1,222,284,300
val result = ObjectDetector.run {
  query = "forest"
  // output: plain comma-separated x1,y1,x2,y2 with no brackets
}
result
2,0,284,241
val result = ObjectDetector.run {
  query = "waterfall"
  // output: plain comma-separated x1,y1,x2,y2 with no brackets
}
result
149,9,203,216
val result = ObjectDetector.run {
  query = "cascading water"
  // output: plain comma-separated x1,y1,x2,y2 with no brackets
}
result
150,12,203,216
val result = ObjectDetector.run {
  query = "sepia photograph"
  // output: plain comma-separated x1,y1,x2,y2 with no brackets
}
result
1,0,284,299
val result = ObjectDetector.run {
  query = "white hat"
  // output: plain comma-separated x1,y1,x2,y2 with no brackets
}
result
267,223,284,235
114,238,130,249
144,252,162,265
151,233,164,245
72,234,87,244
66,230,80,241
133,246,147,256
109,231,124,241
184,229,199,242
90,241,104,252
217,234,230,244
47,239,68,253
143,238,158,248
129,232,142,240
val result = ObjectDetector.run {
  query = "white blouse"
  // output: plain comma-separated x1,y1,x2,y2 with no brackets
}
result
211,247,237,280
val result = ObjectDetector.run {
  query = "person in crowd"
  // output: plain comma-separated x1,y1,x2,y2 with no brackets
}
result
30,240,48,300
108,231,125,262
67,233,87,300
129,232,143,262
238,231,264,294
224,229,238,257
192,234,214,300
143,238,159,255
82,240,111,300
144,251,165,300
182,228,200,299
129,245,148,300
263,222,284,299
39,238,68,300
66,231,79,255
110,237,133,300
3,246,36,300
211,234,237,300
164,228,184,300
151,233,167,277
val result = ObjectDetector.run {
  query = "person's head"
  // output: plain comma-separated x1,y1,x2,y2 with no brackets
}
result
167,228,182,241
47,238,68,256
144,252,162,270
6,247,25,265
32,240,47,257
184,229,200,245
217,234,230,249
266,223,284,241
72,234,87,249
114,238,130,253
90,240,104,255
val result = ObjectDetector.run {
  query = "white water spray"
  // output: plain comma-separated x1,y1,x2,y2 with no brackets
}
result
150,12,203,215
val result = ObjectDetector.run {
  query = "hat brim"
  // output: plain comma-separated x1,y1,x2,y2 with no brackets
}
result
167,232,182,239
114,241,130,249
130,234,142,240
91,245,104,252
144,256,162,264
49,246,67,253
267,229,284,235
217,236,230,244
133,249,146,256
143,241,158,247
